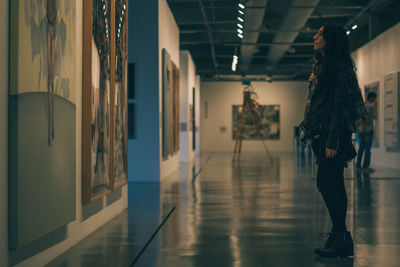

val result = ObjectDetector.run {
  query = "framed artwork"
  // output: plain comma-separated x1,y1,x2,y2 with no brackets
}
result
9,0,76,248
83,0,128,203
128,103,135,139
171,61,180,154
384,73,400,152
128,62,135,99
162,52,179,159
113,0,128,190
162,48,172,159
364,82,379,148
192,87,196,151
189,104,193,131
232,105,280,140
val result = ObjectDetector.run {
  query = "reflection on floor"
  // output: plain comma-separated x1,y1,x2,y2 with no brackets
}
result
47,152,400,267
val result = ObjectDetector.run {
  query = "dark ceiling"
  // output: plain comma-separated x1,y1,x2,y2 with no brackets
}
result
166,0,400,81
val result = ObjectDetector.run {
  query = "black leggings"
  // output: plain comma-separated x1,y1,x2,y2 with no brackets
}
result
317,158,347,233
312,133,350,234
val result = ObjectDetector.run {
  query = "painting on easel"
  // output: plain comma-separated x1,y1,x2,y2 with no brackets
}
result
232,105,280,140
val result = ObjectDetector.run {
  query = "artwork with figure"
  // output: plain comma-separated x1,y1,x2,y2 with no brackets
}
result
90,0,112,198
364,82,379,148
9,0,76,248
232,105,280,140
113,0,128,189
83,0,129,202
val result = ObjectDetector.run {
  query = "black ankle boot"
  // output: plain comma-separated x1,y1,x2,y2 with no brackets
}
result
315,232,354,257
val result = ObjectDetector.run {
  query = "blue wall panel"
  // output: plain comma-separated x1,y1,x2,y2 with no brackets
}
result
128,0,160,181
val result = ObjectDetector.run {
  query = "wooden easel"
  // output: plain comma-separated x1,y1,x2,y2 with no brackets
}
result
232,86,273,162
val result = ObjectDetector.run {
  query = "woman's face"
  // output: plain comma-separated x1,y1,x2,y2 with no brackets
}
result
313,26,326,53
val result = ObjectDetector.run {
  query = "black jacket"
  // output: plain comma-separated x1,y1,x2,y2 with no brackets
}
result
300,64,359,150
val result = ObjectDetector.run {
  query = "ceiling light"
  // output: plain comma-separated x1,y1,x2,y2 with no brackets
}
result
238,17,244,22
238,10,244,15
238,3,245,9
238,33,243,38
352,25,358,30
237,23,243,29
232,64,237,72
237,28,243,34
346,30,350,35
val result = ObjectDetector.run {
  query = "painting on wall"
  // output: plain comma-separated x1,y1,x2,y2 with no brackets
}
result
9,0,76,248
232,105,280,140
171,61,180,154
128,63,135,99
161,50,180,158
384,73,400,152
128,103,135,139
162,48,172,159
83,0,128,203
113,0,128,189
364,82,379,148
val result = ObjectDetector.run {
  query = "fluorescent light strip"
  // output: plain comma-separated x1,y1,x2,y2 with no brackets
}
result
238,17,244,22
238,3,245,9
231,55,238,71
237,29,243,34
352,25,358,30
238,10,244,15
237,23,243,29
346,30,350,35
238,33,243,38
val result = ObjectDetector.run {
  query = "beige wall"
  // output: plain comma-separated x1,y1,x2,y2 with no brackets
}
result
352,22,400,169
1,1,9,266
5,1,128,266
200,81,308,152
159,0,180,179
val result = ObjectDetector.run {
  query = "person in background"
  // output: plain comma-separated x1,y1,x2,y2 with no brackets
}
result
299,24,367,258
356,91,377,174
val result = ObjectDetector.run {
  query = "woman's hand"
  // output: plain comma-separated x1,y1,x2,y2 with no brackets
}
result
326,147,337,158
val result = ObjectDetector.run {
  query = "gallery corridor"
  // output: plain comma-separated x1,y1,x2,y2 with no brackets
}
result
47,152,400,267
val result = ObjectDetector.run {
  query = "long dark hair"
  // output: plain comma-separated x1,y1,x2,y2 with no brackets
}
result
315,24,356,82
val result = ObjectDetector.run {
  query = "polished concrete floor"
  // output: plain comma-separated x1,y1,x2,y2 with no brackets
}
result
47,151,400,267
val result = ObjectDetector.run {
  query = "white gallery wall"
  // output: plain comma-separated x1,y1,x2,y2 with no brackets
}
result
159,0,180,179
2,1,128,266
0,1,9,266
352,22,400,169
200,81,308,152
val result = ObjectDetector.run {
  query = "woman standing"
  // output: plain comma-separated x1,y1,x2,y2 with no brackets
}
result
299,25,367,257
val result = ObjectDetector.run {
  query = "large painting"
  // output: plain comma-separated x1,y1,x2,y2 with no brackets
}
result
83,0,128,202
365,82,379,148
9,0,76,248
171,61,180,154
161,50,180,159
384,73,400,152
113,0,128,189
162,48,172,159
232,105,280,140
